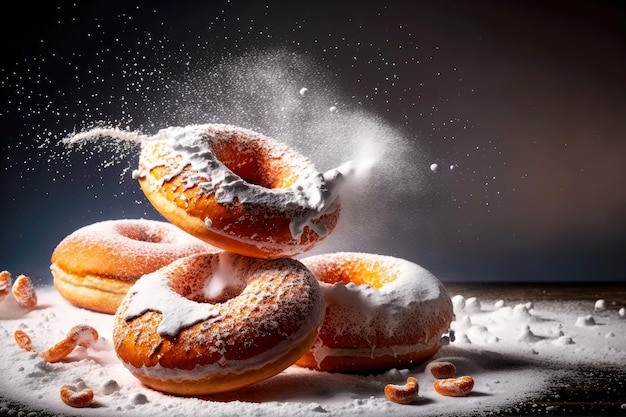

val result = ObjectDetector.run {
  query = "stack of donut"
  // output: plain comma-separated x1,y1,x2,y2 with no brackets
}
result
50,123,453,396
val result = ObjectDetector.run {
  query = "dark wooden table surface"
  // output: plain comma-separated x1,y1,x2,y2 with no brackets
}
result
444,281,626,307
444,282,626,417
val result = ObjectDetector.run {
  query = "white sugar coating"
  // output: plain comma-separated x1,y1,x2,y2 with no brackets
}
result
135,124,351,240
300,252,453,366
0,271,11,292
304,253,451,342
63,127,147,146
121,251,259,337
0,287,625,416
51,219,218,278
122,271,220,337
59,219,210,253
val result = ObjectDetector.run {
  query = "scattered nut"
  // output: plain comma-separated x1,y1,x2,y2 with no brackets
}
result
0,271,12,303
12,275,38,309
384,377,419,404
39,324,99,363
14,329,33,352
428,361,456,379
60,384,94,408
433,376,474,397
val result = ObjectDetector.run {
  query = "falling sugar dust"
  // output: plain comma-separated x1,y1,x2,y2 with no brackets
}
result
59,49,429,260
5,128,626,415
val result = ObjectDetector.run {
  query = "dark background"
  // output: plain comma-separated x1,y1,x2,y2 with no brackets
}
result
1,0,625,285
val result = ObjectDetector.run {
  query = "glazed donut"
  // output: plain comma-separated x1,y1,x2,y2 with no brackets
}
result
50,219,219,314
132,124,345,259
295,252,454,373
112,251,324,396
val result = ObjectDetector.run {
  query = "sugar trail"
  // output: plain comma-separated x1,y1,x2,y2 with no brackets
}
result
61,49,427,259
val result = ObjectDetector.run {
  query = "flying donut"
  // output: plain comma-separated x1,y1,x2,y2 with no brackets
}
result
295,252,454,373
132,124,346,259
50,219,219,314
113,251,325,396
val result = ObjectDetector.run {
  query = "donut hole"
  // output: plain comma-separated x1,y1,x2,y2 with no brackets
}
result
168,254,247,304
209,135,300,190
317,259,398,289
116,224,164,243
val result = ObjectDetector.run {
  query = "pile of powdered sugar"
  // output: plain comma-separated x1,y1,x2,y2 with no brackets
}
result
1,285,624,417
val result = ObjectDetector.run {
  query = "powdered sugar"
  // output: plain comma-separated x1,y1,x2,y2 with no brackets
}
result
122,271,220,337
51,219,218,278
2,287,624,416
113,252,324,389
301,253,453,352
63,127,147,147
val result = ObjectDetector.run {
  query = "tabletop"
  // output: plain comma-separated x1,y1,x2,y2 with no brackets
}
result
444,282,626,417
1,282,624,417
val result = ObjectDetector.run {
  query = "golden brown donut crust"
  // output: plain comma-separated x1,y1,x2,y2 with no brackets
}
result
51,265,133,313
296,342,442,374
137,125,341,259
296,252,454,373
113,252,325,396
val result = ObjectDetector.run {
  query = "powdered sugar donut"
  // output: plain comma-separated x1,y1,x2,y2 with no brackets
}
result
132,124,346,259
50,219,219,314
113,251,324,396
296,252,454,373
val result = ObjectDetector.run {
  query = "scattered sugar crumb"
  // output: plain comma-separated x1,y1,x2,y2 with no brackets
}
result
0,287,624,417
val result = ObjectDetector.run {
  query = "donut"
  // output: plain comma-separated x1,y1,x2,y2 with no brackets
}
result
112,251,324,396
132,124,345,259
50,219,218,314
295,252,454,373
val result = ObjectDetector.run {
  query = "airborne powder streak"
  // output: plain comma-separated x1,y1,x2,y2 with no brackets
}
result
64,49,427,259
63,127,148,147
